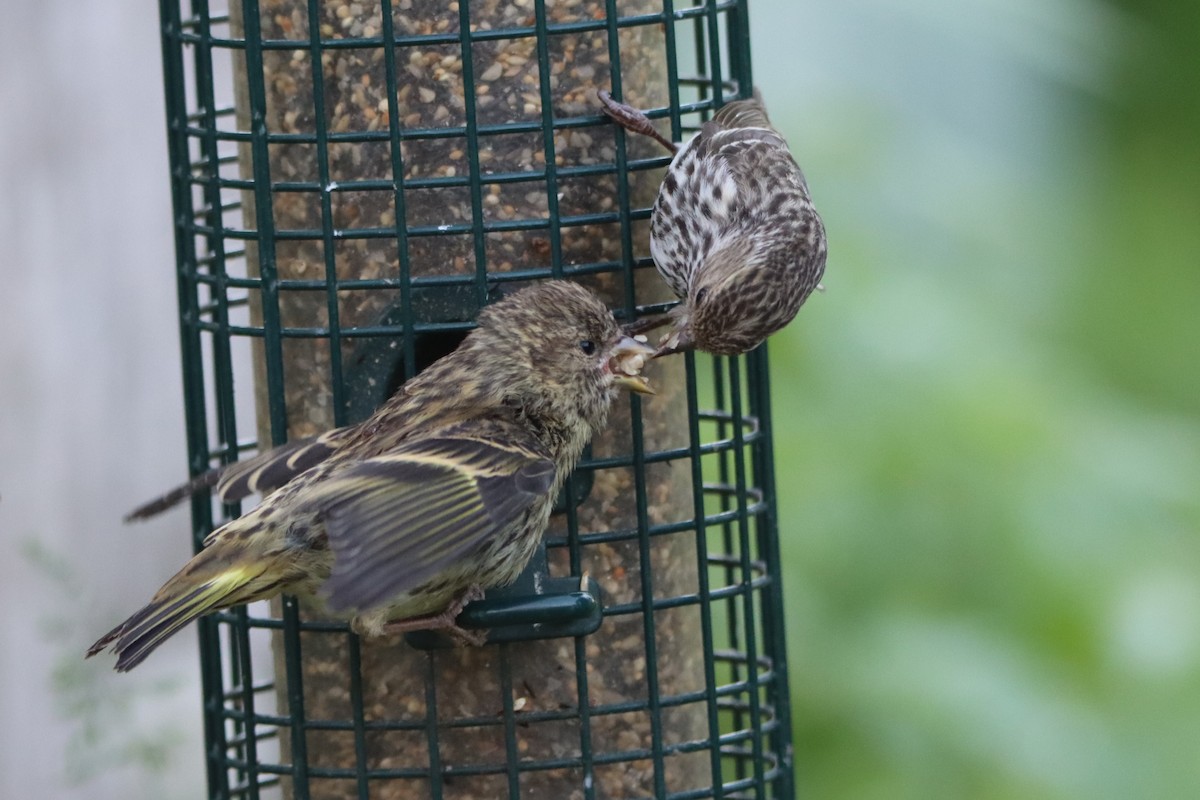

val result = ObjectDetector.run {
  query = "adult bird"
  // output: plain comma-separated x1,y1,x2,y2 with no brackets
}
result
599,89,827,355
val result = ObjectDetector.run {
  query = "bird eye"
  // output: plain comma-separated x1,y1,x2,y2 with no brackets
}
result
695,287,709,304
579,340,596,355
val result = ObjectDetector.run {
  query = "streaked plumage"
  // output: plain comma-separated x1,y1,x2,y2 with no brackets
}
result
88,281,654,671
600,89,827,355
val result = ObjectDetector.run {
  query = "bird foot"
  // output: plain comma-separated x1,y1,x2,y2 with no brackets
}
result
597,90,678,154
375,585,489,646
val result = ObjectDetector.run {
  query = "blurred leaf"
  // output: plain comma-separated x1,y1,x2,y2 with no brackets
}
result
752,0,1200,796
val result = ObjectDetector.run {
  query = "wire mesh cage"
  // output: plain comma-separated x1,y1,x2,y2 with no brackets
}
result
158,0,792,796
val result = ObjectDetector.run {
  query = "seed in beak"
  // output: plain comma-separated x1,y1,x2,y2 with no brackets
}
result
608,336,656,394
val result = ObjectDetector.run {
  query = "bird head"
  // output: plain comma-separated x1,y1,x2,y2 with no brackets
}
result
654,237,773,356
471,281,655,429
657,231,823,357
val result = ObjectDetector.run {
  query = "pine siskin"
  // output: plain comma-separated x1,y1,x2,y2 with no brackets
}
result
88,281,654,671
599,89,827,355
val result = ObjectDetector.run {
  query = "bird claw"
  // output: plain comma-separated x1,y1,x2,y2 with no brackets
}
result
597,89,678,154
443,625,490,647
374,584,490,645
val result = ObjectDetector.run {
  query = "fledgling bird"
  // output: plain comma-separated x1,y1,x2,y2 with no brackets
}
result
599,89,827,355
88,281,654,672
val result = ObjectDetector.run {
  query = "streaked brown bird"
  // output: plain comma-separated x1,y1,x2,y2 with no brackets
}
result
88,281,654,672
599,89,827,355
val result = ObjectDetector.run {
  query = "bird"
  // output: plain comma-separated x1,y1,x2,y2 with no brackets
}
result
598,89,827,355
122,426,356,523
87,281,655,672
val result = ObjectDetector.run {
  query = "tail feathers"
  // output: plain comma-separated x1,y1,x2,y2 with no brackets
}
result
125,427,350,522
87,564,275,672
124,469,222,522
712,93,772,130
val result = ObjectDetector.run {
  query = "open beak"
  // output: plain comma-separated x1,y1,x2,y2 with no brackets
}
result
608,335,657,394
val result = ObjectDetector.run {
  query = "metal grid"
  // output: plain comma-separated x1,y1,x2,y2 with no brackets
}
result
157,0,792,796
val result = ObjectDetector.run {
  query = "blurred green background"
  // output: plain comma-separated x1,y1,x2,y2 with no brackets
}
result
2,1,1197,798
754,1,1200,797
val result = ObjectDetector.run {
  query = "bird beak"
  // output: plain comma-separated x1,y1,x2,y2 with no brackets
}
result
653,329,693,358
622,312,673,338
608,336,657,394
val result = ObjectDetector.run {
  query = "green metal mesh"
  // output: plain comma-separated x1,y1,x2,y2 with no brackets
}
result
158,0,792,796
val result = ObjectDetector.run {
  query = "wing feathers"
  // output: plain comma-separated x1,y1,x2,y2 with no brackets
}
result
311,435,554,614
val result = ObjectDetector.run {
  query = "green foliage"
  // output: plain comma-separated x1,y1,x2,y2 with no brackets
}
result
753,0,1200,796
22,539,193,797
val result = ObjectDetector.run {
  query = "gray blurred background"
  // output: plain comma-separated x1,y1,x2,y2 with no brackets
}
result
2,1,1197,798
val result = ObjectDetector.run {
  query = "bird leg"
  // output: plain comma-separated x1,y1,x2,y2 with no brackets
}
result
598,90,678,154
375,584,489,646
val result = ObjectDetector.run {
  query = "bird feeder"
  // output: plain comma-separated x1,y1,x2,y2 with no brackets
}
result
157,0,793,796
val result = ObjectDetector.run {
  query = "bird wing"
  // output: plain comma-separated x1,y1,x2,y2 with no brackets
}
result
125,427,355,521
691,94,801,194
307,433,556,613
693,121,811,210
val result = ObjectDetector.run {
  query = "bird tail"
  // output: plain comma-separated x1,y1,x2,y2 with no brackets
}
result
86,542,283,672
125,427,351,522
712,89,771,130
